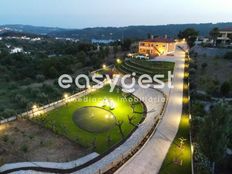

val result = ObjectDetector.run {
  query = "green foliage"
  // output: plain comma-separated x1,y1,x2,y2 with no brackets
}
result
20,144,28,153
224,52,232,60
220,81,230,97
199,104,232,163
191,102,205,117
2,135,9,142
2,109,16,118
36,74,45,82
117,59,174,81
0,38,105,119
205,78,220,96
14,94,28,108
209,28,220,43
121,39,132,51
178,28,199,47
45,23,232,41
32,85,144,153
201,63,208,70
160,114,191,174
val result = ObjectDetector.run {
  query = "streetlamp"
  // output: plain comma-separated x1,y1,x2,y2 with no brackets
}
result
102,64,107,69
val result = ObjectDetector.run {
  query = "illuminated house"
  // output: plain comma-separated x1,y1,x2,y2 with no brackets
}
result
139,38,176,56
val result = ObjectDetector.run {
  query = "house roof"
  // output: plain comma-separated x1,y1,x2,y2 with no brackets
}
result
220,27,232,32
142,38,175,43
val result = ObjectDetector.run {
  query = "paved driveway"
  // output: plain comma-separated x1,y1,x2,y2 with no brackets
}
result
115,43,187,174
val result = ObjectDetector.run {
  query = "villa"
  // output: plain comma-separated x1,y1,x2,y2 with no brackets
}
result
139,38,176,57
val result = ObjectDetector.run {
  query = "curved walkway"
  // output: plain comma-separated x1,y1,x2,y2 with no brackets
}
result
1,84,165,174
2,43,187,174
115,43,187,174
71,86,165,174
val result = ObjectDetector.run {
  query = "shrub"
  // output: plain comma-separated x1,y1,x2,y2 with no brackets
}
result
2,109,16,118
191,102,205,117
2,135,9,142
224,51,232,59
220,81,230,97
21,144,28,153
22,77,32,85
36,74,45,82
8,82,18,90
14,94,28,108
201,63,208,70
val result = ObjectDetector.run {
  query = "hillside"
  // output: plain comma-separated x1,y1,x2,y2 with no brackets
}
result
48,23,232,40
1,22,232,41
0,24,65,35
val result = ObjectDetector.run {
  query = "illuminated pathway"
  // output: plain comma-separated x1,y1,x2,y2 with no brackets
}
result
115,43,187,174
1,44,187,174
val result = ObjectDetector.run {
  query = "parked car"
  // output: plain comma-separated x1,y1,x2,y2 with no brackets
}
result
135,54,149,60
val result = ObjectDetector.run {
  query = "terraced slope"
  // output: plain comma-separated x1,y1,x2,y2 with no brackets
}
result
116,59,175,81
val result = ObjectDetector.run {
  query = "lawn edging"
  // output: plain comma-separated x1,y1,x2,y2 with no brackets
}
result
159,51,192,174
0,85,166,174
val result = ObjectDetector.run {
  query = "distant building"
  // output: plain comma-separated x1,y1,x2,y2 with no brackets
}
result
31,37,41,41
217,28,232,47
91,39,115,44
21,36,31,40
194,36,213,45
10,47,23,54
55,37,79,42
139,38,176,56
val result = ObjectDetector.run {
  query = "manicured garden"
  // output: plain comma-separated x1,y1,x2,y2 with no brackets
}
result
160,55,191,174
116,59,174,81
159,114,192,174
31,85,144,153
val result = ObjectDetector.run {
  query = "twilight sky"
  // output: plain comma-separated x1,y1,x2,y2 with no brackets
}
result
0,0,232,28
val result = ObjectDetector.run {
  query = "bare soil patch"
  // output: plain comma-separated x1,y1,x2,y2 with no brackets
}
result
0,119,90,166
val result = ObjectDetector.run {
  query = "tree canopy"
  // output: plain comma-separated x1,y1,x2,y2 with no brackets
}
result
199,104,232,172
178,28,199,47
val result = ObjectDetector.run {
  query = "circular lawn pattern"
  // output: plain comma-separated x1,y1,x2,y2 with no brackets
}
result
72,106,116,133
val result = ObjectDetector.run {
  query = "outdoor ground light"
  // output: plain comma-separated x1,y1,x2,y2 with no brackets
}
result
64,94,68,99
100,98,116,110
32,105,38,110
102,64,107,69
116,58,121,64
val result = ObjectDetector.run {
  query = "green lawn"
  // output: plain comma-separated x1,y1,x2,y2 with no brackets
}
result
31,85,144,153
116,59,174,81
159,114,191,174
159,56,191,174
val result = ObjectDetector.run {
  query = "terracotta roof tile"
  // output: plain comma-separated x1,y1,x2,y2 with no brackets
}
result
142,38,175,43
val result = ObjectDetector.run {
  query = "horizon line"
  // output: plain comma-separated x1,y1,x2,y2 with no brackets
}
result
1,21,232,30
